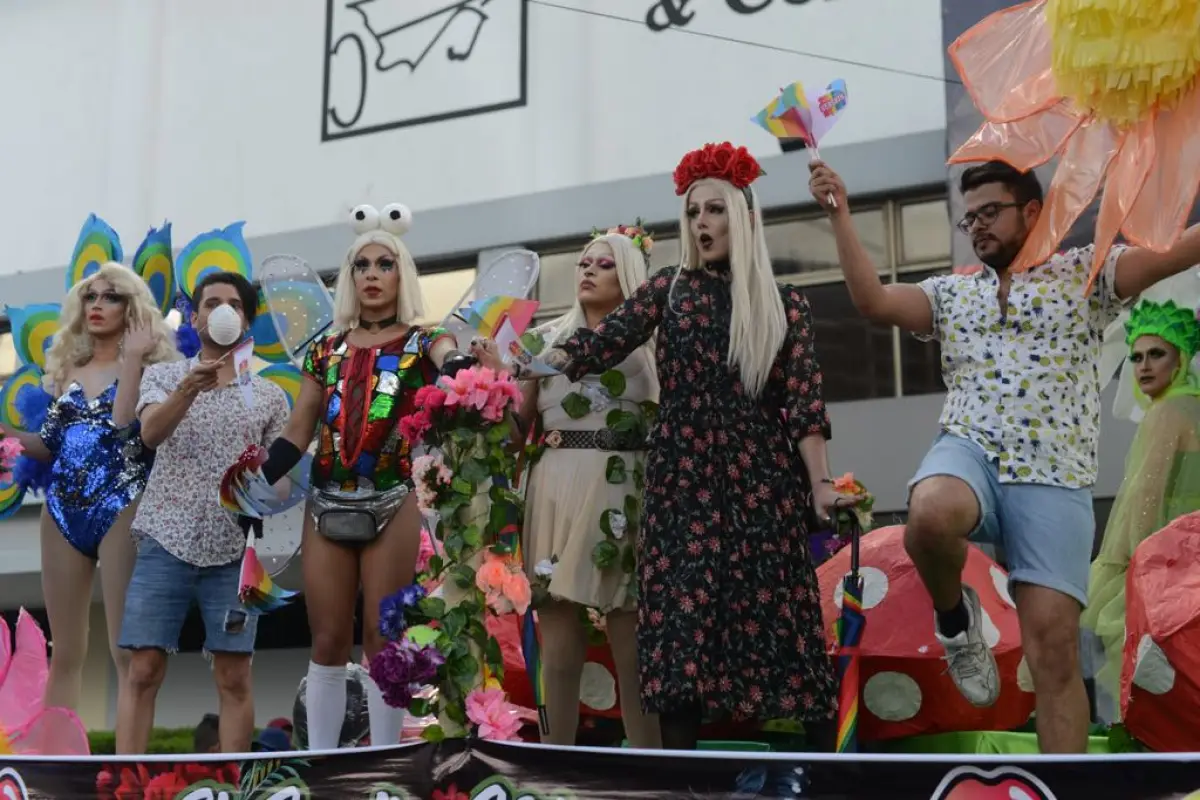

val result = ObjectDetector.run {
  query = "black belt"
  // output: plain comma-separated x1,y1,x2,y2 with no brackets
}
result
543,429,647,451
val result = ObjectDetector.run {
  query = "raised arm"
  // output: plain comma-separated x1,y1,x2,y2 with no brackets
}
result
810,160,934,335
550,269,673,381
140,361,220,449
112,321,156,430
1112,224,1200,300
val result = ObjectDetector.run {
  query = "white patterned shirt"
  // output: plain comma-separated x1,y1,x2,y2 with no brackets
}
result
132,358,290,567
916,244,1129,488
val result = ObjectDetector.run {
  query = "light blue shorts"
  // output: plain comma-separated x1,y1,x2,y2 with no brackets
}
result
908,432,1095,607
118,537,259,655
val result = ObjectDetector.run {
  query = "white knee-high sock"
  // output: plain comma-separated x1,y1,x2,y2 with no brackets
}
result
364,672,406,746
305,661,348,751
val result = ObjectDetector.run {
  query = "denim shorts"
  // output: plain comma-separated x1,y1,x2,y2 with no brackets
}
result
908,433,1095,607
118,537,258,655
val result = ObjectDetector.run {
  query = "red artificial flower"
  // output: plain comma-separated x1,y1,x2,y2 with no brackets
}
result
673,142,764,195
432,784,470,800
399,408,433,442
144,771,189,800
708,141,737,177
730,146,763,188
414,383,447,410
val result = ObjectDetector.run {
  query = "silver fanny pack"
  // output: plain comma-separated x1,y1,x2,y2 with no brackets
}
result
309,482,412,543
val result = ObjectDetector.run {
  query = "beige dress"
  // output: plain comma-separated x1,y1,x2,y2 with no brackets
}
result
524,347,658,613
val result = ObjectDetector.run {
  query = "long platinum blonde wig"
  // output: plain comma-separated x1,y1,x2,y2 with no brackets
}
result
674,178,786,398
333,204,426,330
43,262,181,394
548,233,651,350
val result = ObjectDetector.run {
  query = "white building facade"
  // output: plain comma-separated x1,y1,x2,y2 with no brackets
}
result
0,0,1138,731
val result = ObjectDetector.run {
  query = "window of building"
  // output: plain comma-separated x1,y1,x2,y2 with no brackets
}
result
802,279,897,401
0,333,14,381
521,195,953,401
896,268,950,397
766,209,889,277
900,199,953,264
533,249,581,321
416,268,477,326
648,236,680,273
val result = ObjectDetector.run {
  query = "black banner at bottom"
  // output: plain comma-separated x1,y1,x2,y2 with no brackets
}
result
2,740,1199,799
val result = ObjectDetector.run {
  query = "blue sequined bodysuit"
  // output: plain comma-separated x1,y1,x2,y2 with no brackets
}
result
41,381,154,559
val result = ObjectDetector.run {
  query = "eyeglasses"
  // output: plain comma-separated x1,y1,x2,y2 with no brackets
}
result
955,202,1026,234
82,290,126,305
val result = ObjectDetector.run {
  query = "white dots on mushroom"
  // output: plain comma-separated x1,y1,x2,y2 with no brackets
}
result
579,662,617,711
1132,634,1176,695
863,671,921,722
833,566,889,610
990,566,1015,608
1016,656,1035,693
979,605,1001,649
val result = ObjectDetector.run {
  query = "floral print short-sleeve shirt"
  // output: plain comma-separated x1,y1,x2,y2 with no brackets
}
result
916,244,1129,488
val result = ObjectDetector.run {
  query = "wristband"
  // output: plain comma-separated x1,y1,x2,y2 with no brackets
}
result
440,350,477,379
262,438,303,485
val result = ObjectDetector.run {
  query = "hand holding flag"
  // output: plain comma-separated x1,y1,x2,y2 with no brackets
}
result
753,79,849,208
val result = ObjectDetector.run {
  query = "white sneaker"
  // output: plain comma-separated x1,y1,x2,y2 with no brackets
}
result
934,585,1000,708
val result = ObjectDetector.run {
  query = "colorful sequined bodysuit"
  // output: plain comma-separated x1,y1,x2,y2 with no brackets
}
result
302,327,450,492
42,381,154,559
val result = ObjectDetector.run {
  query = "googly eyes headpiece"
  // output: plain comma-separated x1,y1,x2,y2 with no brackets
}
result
350,204,413,237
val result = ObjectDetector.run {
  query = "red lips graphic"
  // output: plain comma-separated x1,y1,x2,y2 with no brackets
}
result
0,767,30,800
930,766,1056,800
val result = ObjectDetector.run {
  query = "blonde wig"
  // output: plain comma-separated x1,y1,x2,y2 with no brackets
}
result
674,178,786,398
332,203,426,330
43,262,181,394
548,233,650,349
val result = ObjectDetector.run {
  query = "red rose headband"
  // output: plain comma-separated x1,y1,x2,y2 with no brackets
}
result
673,142,766,197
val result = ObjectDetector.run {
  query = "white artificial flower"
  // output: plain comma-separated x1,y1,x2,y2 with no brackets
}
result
534,558,556,577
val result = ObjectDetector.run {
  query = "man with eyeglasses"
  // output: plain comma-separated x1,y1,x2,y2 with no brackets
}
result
808,158,1200,753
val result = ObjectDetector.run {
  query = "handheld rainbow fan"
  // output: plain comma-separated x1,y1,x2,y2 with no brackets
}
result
440,249,540,351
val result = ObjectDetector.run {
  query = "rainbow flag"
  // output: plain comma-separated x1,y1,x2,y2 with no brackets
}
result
504,487,548,736
752,79,848,147
521,610,548,735
833,514,865,752
238,530,298,613
454,296,540,339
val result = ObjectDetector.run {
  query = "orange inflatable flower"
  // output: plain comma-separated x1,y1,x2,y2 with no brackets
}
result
948,0,1200,292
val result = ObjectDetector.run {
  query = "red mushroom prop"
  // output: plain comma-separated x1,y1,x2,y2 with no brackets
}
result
488,613,623,725
816,525,1033,741
1122,511,1200,752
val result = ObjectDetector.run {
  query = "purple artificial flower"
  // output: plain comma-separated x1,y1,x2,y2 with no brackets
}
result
368,639,446,710
378,583,427,639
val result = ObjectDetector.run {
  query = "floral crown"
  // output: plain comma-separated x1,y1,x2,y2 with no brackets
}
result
1125,299,1200,358
673,142,766,196
591,218,654,257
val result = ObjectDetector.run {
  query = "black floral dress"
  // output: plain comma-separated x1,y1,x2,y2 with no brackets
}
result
560,264,838,722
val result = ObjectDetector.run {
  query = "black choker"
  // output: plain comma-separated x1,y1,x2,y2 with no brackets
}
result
359,315,398,332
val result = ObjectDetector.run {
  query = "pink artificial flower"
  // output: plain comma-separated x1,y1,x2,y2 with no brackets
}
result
0,437,22,463
441,369,489,413
475,552,532,615
399,409,433,443
465,688,523,741
414,383,448,410
415,527,438,574
0,437,22,483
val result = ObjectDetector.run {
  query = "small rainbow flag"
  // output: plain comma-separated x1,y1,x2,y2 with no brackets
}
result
752,79,848,148
238,530,298,613
454,296,540,339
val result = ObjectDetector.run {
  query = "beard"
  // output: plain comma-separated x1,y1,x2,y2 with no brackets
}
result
974,229,1027,271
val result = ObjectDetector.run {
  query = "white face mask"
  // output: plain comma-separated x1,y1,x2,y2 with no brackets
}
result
205,303,243,347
